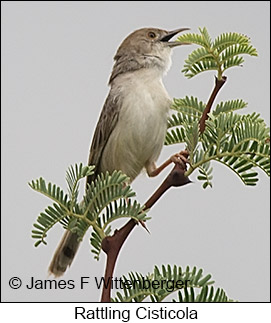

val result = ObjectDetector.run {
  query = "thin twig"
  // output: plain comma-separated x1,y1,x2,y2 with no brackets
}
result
100,163,191,302
199,76,227,133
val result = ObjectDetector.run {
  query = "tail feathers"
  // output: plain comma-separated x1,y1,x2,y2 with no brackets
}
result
48,231,80,277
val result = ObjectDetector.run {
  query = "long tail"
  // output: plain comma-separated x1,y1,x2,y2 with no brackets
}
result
48,230,80,277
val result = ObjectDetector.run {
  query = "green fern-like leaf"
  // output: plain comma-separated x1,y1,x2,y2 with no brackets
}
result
221,44,258,62
166,95,270,188
183,47,214,66
100,198,147,230
182,59,218,79
185,121,199,157
197,160,213,189
165,96,204,146
90,226,106,260
30,176,84,246
111,265,234,303
90,199,148,260
30,165,148,253
171,96,206,116
178,28,258,79
199,27,212,48
219,140,270,185
213,99,247,116
165,127,187,146
213,32,251,53
79,170,148,259
173,285,233,302
83,170,135,222
29,178,69,209
30,166,94,246
202,116,269,185
177,31,208,48
32,203,70,246
201,112,269,181
66,163,95,209
222,55,244,72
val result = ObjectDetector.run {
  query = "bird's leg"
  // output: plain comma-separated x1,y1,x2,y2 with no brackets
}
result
146,150,189,177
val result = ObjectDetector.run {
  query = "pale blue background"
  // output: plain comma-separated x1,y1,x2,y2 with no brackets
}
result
2,1,270,302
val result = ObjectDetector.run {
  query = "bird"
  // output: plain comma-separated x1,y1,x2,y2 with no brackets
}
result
48,27,189,277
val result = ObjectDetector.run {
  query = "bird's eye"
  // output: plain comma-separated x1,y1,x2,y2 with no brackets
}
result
148,31,156,39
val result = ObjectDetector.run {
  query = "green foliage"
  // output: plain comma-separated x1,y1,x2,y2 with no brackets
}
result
171,96,206,115
213,99,247,116
112,264,234,302
84,171,148,259
166,97,270,189
166,28,269,188
66,163,95,210
173,285,232,302
166,96,205,146
29,177,71,247
29,164,148,254
197,160,213,189
177,27,258,79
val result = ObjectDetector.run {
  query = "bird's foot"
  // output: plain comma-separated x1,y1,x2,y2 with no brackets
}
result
170,150,190,170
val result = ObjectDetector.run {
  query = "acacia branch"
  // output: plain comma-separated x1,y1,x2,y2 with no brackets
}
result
100,163,191,302
100,74,227,302
199,76,227,133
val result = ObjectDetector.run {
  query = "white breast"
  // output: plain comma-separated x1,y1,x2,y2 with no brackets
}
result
100,69,171,181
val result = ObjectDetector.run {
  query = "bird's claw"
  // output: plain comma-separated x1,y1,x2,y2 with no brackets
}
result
170,150,190,170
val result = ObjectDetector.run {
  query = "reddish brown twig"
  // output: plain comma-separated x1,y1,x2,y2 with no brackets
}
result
100,163,191,302
199,76,227,133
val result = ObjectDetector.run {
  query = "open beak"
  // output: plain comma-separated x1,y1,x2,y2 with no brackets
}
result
160,27,190,47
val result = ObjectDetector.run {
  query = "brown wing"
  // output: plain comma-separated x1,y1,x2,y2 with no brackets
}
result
86,90,121,185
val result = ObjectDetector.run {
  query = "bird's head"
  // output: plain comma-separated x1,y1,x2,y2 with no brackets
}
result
116,27,189,54
110,27,190,83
